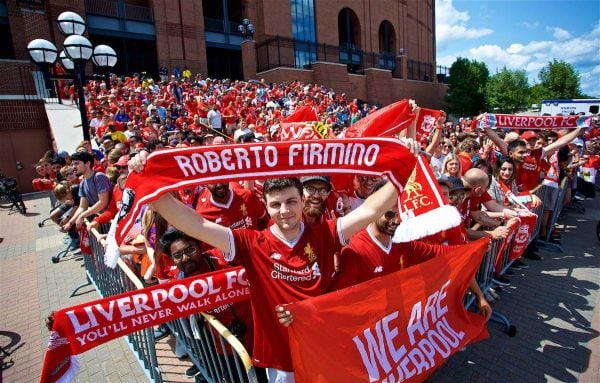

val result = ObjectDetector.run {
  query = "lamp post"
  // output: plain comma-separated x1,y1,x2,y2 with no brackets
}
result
26,11,117,142
238,18,255,41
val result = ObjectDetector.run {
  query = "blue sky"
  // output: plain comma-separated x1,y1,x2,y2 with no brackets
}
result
436,0,600,97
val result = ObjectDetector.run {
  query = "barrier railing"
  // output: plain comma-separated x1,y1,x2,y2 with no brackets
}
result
78,222,257,383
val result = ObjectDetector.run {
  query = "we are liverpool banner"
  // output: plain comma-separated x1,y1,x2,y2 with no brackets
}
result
288,238,490,383
114,138,419,245
41,267,250,383
473,113,590,130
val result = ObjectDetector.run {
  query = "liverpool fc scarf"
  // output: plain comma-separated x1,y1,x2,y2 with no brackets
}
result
473,113,590,130
41,267,250,383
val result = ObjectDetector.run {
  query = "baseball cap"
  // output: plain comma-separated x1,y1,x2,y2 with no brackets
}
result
300,176,332,191
520,131,537,141
438,176,467,192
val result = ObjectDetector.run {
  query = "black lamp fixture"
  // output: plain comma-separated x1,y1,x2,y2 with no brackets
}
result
238,18,256,41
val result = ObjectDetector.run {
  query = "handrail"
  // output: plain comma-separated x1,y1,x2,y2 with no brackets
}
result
200,313,255,375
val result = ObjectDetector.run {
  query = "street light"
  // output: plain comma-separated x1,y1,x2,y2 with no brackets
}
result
92,45,118,88
26,39,58,98
238,18,255,41
27,11,118,142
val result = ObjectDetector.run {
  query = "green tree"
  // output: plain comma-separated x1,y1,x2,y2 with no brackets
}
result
444,58,489,116
485,68,530,113
538,59,582,100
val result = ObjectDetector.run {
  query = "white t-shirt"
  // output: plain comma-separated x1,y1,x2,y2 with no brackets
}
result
207,109,222,130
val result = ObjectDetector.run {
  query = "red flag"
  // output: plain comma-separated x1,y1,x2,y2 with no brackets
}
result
288,238,490,383
344,99,416,138
282,105,318,123
279,121,332,141
416,108,442,142
495,214,537,272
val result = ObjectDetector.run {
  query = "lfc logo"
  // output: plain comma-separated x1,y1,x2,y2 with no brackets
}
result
240,203,248,217
401,172,431,212
304,242,317,262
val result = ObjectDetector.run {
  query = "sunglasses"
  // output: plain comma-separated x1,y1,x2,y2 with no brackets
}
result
171,245,197,261
115,165,128,170
358,176,379,183
384,211,398,220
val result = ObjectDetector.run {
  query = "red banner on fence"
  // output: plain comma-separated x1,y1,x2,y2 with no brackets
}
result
41,267,250,383
495,214,537,272
288,238,490,383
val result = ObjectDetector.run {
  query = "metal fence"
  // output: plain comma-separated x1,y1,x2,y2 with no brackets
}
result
256,36,415,78
82,223,257,383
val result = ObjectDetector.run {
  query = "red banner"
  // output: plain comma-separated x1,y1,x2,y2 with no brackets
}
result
282,105,319,123
279,121,333,140
114,139,420,245
416,108,442,142
473,113,590,130
288,238,490,383
41,267,250,383
344,99,416,138
495,214,537,272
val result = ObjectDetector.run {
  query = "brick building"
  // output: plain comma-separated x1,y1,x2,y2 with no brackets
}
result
1,0,446,190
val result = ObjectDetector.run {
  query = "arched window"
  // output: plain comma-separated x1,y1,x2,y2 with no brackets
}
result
378,20,395,54
338,8,361,50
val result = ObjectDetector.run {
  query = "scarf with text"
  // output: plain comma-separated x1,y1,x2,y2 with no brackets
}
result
473,113,590,130
41,267,250,383
113,138,421,247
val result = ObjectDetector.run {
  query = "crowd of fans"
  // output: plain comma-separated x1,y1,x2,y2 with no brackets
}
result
36,71,600,383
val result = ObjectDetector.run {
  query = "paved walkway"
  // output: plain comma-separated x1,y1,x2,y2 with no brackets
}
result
432,195,600,382
0,191,598,383
0,195,146,383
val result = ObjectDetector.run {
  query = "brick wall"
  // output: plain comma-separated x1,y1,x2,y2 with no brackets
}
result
258,63,446,108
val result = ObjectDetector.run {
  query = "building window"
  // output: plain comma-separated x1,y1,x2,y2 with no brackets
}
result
378,20,395,70
291,0,316,68
0,0,15,59
338,7,360,50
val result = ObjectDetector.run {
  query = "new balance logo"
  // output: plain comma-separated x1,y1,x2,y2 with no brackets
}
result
374,266,383,273
270,253,282,260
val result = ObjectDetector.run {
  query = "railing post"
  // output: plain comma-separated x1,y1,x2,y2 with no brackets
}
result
277,35,281,67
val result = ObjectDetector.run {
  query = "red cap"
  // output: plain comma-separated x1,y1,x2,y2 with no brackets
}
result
115,155,129,167
520,131,537,141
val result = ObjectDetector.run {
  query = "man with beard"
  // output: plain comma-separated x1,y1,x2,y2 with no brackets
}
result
195,182,269,250
300,176,339,225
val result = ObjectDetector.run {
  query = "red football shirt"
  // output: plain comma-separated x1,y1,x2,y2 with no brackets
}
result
332,225,447,290
224,219,346,371
195,187,267,234
516,148,544,192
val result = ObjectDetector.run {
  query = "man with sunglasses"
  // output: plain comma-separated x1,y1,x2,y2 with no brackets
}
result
347,175,383,211
160,228,257,381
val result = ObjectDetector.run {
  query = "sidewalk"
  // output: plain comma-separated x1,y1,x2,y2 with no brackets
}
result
0,194,146,382
432,195,600,382
1,193,598,382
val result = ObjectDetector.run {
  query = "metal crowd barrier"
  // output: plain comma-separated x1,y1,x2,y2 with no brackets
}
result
536,179,569,253
76,221,257,383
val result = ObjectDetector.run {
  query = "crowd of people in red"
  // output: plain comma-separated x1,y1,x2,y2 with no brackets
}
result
37,71,599,383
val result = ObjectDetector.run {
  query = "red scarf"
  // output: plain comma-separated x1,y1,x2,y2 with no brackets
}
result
113,138,420,246
473,113,590,130
41,267,250,383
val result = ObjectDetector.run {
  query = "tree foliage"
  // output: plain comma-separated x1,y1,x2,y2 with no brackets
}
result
485,68,530,113
444,57,489,116
538,59,582,100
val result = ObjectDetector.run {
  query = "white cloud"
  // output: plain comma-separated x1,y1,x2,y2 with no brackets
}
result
548,26,572,40
523,21,540,30
435,0,493,47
